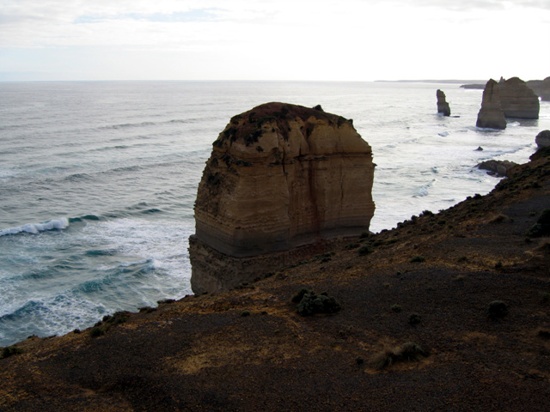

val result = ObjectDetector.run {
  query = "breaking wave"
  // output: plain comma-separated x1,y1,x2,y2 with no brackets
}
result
0,218,69,237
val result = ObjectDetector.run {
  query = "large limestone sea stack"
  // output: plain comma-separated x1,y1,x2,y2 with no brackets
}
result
190,102,375,294
498,77,539,119
476,79,507,130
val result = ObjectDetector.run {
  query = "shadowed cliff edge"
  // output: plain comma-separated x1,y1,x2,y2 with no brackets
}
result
1,142,549,410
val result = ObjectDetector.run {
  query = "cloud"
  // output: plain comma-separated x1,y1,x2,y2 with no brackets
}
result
74,9,223,25
390,0,550,11
0,0,284,48
0,0,548,81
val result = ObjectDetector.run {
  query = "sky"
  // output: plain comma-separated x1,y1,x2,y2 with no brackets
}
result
1,0,549,81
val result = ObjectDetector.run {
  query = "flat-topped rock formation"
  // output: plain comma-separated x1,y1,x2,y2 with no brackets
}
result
190,102,375,293
498,77,539,119
476,79,507,129
436,89,451,116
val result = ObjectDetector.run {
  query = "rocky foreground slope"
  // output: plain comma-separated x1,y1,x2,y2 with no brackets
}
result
1,149,549,411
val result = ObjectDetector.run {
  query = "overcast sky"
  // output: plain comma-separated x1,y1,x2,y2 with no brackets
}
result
1,0,549,81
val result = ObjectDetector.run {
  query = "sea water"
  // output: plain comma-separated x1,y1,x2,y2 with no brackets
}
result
1,81,548,346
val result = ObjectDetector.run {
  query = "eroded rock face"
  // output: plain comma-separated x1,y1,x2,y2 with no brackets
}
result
476,79,507,130
436,89,451,116
477,159,518,177
498,77,539,119
536,130,550,148
190,102,375,294
527,77,550,101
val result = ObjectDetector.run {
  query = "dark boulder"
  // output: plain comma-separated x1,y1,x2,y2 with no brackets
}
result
536,130,550,149
477,159,518,177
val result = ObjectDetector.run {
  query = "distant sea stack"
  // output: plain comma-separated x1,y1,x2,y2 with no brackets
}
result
476,79,507,130
189,102,375,294
436,89,451,116
498,77,539,119
526,77,550,101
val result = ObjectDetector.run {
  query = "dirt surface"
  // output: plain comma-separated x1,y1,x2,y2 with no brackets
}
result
1,149,549,411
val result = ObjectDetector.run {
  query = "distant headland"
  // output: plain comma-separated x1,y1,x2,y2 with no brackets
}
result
375,79,486,84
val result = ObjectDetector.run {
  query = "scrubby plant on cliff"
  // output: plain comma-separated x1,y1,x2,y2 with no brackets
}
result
358,245,372,256
527,209,550,237
89,327,105,338
372,342,429,370
244,130,262,146
89,311,131,337
408,313,422,325
317,252,333,263
487,300,508,319
206,172,221,187
292,289,341,316
1,345,23,359
391,304,402,313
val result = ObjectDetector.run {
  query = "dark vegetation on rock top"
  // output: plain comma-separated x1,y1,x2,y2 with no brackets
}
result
216,102,350,146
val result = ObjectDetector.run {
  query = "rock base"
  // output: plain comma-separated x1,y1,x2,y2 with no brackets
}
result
189,235,346,295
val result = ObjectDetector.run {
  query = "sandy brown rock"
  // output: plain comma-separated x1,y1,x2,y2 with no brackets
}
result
190,102,375,294
436,89,451,116
498,77,539,119
476,79,507,129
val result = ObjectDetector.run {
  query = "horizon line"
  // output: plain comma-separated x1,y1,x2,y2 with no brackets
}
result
0,78,490,84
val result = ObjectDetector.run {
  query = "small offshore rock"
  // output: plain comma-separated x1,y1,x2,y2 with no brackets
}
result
477,159,518,177
436,89,451,116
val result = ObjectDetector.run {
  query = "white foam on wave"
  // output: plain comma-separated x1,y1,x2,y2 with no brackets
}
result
0,168,17,180
413,179,437,198
0,293,108,346
0,217,69,237
82,218,193,296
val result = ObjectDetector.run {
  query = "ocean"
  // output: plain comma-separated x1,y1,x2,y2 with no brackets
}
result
1,81,548,346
